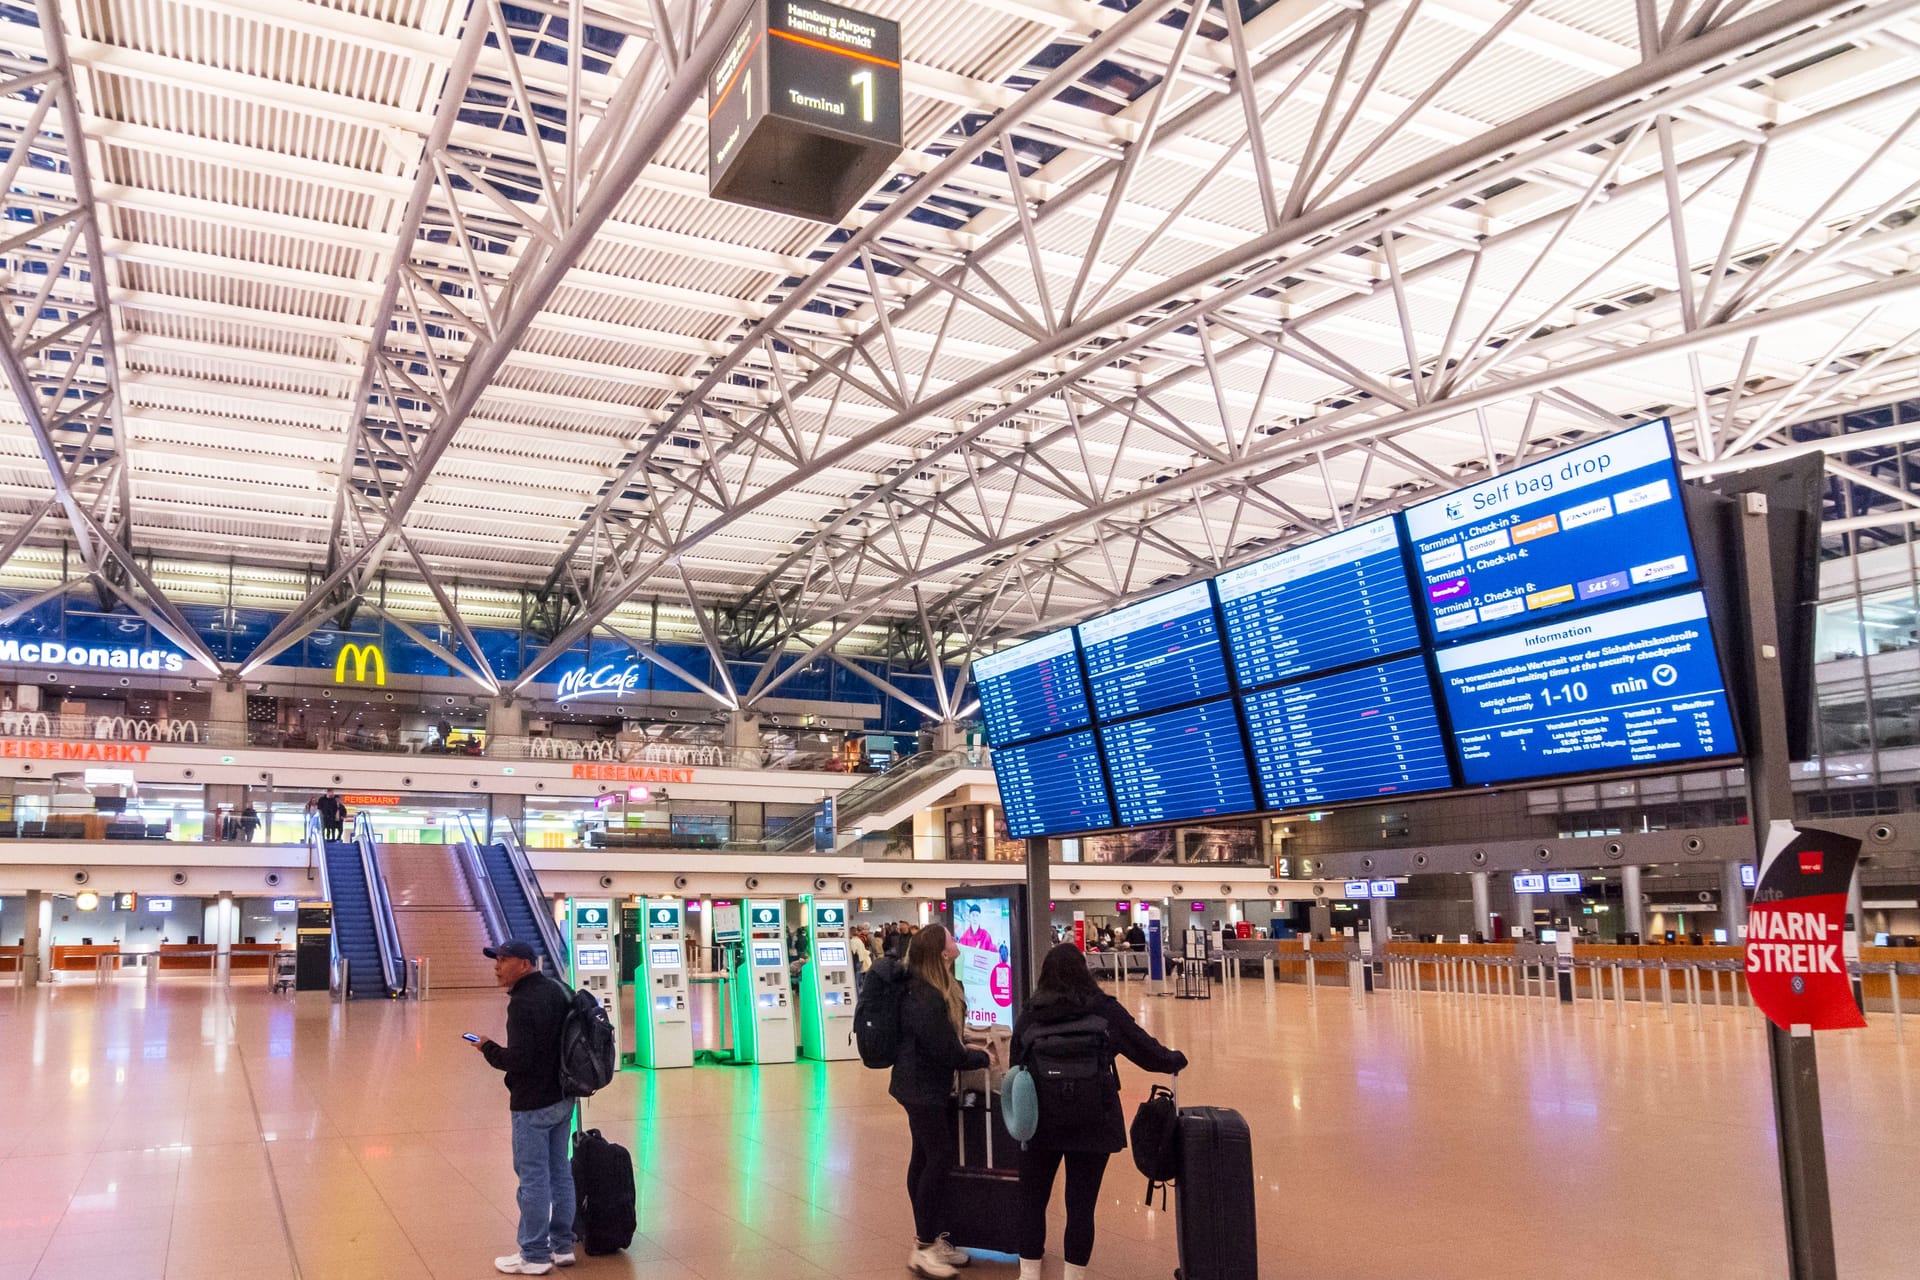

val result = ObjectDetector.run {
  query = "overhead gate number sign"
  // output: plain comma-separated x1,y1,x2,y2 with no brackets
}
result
1743,822,1865,1032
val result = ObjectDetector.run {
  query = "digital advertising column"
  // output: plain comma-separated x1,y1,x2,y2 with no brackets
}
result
731,899,795,1064
635,898,693,1069
799,897,858,1060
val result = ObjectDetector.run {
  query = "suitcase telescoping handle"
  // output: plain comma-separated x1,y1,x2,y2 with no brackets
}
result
953,1068,997,1166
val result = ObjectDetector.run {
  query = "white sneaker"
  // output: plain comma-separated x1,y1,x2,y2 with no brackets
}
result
552,1251,577,1268
931,1235,971,1269
1020,1257,1044,1280
909,1244,959,1279
495,1256,554,1276
1063,1263,1087,1280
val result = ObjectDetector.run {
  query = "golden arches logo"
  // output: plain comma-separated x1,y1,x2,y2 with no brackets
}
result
333,643,386,686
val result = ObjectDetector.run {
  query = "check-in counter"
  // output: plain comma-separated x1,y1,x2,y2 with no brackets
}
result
52,943,119,971
1860,945,1920,1001
158,943,283,971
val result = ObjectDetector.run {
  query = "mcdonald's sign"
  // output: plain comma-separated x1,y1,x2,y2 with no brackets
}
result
333,642,387,686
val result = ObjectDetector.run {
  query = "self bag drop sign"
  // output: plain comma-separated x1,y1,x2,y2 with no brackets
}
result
1744,822,1864,1032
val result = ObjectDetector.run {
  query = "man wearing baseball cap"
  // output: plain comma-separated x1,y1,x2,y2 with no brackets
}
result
472,940,575,1274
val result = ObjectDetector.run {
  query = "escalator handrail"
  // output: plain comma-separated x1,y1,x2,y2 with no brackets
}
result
490,816,567,973
455,813,512,951
353,812,407,997
308,814,340,993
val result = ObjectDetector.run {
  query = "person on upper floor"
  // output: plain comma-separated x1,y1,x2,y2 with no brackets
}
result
889,923,989,1280
1010,943,1187,1280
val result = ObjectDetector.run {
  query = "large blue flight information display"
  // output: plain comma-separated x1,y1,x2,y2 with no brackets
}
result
1216,517,1421,687
1404,421,1697,642
973,627,1090,747
991,731,1114,839
1242,656,1453,808
1099,700,1256,826
1079,583,1229,721
1435,591,1738,785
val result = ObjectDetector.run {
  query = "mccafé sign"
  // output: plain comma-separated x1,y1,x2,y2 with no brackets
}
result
0,639,185,672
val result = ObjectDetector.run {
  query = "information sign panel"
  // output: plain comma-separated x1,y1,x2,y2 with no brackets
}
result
1512,873,1546,893
1436,592,1737,785
1216,517,1421,686
973,627,1090,746
1099,700,1255,825
1546,872,1582,892
1240,655,1452,809
991,731,1114,839
1404,421,1698,641
1079,583,1229,721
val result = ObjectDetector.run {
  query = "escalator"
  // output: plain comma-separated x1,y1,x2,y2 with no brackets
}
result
322,829,406,999
460,816,567,978
764,747,996,853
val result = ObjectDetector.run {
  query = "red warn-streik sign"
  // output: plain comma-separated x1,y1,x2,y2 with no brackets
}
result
1744,823,1864,1032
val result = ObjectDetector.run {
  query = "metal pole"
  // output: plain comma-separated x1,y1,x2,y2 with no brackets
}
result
1024,837,1051,991
1739,493,1839,1280
1891,967,1905,1045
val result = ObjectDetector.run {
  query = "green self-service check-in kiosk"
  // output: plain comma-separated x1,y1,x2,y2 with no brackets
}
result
635,898,693,1069
731,899,795,1064
567,898,619,1045
799,896,858,1060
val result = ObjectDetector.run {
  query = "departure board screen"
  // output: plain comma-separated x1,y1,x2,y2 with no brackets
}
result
992,731,1113,839
1436,591,1737,785
1216,517,1422,687
1404,421,1698,642
1079,583,1229,721
1241,656,1453,809
973,627,1090,747
1098,700,1256,825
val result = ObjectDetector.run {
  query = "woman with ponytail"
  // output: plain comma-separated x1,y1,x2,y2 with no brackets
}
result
890,923,990,1279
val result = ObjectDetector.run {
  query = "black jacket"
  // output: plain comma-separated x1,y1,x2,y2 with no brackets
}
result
482,971,571,1111
889,978,989,1108
1010,991,1185,1153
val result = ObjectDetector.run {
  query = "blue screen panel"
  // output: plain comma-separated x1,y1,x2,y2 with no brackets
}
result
1098,700,1256,826
992,731,1113,839
1242,656,1453,810
973,628,1091,747
1216,517,1421,687
1079,583,1229,721
1435,591,1738,785
1404,421,1698,642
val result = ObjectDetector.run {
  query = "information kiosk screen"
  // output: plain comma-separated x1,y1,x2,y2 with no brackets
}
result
752,942,783,967
1099,699,1256,825
950,895,1015,1030
973,626,1091,746
817,943,848,966
1241,655,1452,808
1436,591,1738,784
648,944,681,969
576,947,610,969
992,730,1113,839
1079,583,1230,721
1216,517,1421,686
1405,421,1698,642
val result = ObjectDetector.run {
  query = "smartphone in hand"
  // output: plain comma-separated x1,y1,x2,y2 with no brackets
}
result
462,1033,482,1043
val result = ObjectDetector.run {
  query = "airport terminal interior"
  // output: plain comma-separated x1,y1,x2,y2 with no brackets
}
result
2,0,1920,1275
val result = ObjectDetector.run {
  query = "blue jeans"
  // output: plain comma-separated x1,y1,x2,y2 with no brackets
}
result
510,1099,576,1262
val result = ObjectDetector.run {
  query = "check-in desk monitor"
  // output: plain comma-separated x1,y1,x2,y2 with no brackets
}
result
635,899,692,1069
800,898,857,1061
733,900,795,1063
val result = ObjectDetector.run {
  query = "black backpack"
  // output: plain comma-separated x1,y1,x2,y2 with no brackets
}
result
1022,1014,1114,1107
559,987,617,1098
571,1127,636,1255
854,955,908,1068
1129,1082,1179,1203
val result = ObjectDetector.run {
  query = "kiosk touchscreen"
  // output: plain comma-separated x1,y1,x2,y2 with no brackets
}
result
732,899,795,1064
635,898,693,1069
568,898,620,1050
945,885,1029,1030
799,897,858,1061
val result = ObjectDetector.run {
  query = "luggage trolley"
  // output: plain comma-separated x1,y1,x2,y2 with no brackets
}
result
269,950,298,994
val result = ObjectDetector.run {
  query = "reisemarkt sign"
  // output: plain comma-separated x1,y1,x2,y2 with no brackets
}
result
1743,821,1865,1033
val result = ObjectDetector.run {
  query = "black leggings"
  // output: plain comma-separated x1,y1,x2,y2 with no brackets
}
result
1019,1146,1110,1266
903,1103,958,1244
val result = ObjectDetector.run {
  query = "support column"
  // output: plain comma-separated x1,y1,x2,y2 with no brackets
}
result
1024,836,1051,983
487,697,525,740
216,892,234,955
724,711,762,769
22,888,42,986
1514,892,1536,938
1308,902,1331,940
1723,860,1751,934
1623,865,1645,941
1470,871,1491,940
209,680,246,742
930,722,964,752
1369,896,1389,948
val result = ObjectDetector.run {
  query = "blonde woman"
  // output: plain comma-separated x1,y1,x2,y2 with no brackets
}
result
890,923,989,1279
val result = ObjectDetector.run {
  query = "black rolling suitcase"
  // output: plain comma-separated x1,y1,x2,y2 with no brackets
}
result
571,1125,637,1255
939,1080,1024,1254
1173,1105,1257,1280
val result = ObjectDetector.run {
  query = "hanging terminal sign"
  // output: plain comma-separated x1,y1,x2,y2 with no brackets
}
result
707,0,902,224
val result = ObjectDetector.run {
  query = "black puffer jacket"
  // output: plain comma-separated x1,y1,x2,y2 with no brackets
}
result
1010,991,1185,1153
889,978,989,1107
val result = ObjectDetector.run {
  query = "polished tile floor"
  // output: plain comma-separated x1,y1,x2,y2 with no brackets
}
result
0,974,1914,1280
